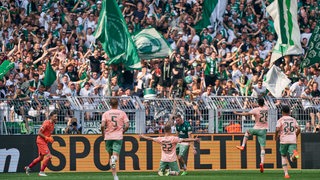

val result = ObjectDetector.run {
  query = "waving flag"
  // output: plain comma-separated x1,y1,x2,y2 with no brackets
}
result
264,65,291,98
133,28,172,60
94,0,141,69
194,0,227,31
301,19,320,68
266,0,303,66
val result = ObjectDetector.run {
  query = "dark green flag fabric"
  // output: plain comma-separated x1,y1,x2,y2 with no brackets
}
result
94,0,141,69
302,19,320,68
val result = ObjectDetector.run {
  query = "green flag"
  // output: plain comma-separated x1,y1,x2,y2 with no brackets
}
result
94,0,141,69
43,61,56,87
0,60,14,80
193,0,227,31
301,19,320,68
266,0,303,66
133,28,172,60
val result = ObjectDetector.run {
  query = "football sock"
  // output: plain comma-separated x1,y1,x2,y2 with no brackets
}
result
260,150,265,164
183,164,187,171
170,171,179,176
282,156,288,175
242,132,249,147
28,156,42,168
111,155,118,162
40,157,51,172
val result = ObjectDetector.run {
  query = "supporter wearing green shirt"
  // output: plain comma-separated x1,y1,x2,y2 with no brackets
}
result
200,28,213,44
204,49,218,87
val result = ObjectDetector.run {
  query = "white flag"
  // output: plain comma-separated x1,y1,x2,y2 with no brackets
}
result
266,0,303,66
264,65,291,98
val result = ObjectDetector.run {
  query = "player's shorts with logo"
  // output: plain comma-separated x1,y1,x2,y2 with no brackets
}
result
159,161,180,172
248,129,267,146
37,141,50,155
105,140,123,154
279,144,297,156
176,143,189,157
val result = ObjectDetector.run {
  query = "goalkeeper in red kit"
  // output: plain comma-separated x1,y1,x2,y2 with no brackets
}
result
24,110,58,176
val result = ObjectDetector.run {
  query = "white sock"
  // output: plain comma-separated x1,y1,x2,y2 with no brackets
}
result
260,150,265,164
111,155,118,162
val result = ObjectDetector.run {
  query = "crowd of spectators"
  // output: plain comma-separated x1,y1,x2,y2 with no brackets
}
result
0,0,319,133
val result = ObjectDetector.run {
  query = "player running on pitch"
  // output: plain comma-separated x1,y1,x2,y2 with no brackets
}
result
101,98,129,180
275,105,300,179
25,110,58,176
234,98,268,173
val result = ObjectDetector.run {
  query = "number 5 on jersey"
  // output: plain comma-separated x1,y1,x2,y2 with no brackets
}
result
111,116,118,127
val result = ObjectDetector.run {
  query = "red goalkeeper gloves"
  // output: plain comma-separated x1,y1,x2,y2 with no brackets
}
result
45,136,54,143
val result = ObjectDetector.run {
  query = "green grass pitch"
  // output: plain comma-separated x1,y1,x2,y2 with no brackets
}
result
0,170,319,180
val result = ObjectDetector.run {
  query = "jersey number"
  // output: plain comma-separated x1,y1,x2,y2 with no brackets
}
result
111,116,118,127
162,143,173,152
259,110,268,123
284,122,295,133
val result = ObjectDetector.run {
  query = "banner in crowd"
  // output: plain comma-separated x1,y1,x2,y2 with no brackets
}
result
0,134,304,172
266,0,303,65
94,0,141,70
264,65,291,98
301,18,320,68
133,28,172,60
43,61,57,87
194,0,227,31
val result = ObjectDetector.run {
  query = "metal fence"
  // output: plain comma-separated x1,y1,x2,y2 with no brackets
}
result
0,96,319,135
0,98,73,135
67,96,145,134
270,97,320,133
141,98,212,133
204,96,277,133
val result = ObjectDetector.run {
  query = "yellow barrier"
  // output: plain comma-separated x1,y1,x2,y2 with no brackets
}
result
49,134,301,172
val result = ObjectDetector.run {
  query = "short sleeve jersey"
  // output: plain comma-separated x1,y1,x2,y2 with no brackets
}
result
101,109,129,140
154,136,182,162
276,116,299,144
36,120,55,144
176,121,192,139
249,106,269,129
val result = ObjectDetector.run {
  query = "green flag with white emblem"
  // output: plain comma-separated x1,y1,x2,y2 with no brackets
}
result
133,28,172,60
94,0,141,69
266,0,303,66
301,19,320,68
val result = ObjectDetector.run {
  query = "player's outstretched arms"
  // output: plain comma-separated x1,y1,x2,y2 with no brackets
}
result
139,134,155,141
233,111,252,116
181,137,200,143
